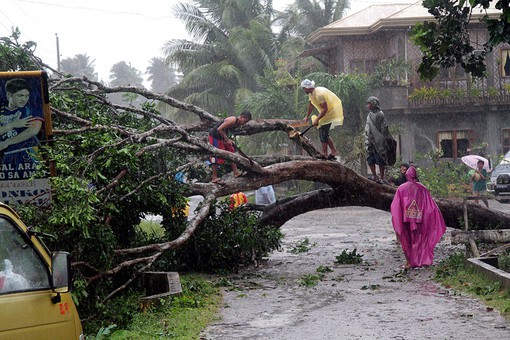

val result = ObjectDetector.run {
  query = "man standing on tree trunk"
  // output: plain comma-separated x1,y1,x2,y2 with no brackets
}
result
364,96,392,184
301,79,344,160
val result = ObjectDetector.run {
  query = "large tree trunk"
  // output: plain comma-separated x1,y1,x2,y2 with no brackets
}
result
451,229,510,244
190,160,510,230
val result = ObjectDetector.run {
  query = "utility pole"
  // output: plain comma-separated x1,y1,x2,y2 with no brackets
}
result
55,33,61,71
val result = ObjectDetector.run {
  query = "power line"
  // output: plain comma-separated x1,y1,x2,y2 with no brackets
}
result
17,0,175,20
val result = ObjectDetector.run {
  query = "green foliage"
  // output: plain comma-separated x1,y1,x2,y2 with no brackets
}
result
372,58,412,86
435,252,510,316
299,273,324,287
0,28,41,71
411,0,510,80
84,289,143,335
498,250,510,272
435,252,466,279
288,237,316,254
334,248,363,264
11,79,195,327
137,219,165,240
407,85,495,101
159,201,283,273
275,0,350,38
93,274,220,339
316,265,333,273
94,324,117,339
414,150,471,198
60,53,98,80
109,61,144,87
166,0,279,113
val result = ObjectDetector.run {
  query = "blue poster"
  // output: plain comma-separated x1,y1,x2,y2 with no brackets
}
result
0,71,52,206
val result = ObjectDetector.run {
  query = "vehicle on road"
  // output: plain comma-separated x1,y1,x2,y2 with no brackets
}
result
487,151,510,202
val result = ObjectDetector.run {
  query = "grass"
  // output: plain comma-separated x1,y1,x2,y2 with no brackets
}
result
299,273,324,287
138,219,165,239
435,252,510,318
100,274,221,340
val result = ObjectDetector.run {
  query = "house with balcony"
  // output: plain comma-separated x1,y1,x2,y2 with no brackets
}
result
305,1,510,164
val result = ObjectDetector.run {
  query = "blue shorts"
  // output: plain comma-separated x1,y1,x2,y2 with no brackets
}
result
367,151,386,166
319,123,332,143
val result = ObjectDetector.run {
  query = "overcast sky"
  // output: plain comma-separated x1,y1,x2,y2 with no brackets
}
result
0,0,415,84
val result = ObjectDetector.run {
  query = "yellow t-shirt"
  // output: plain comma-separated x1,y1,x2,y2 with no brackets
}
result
309,87,344,128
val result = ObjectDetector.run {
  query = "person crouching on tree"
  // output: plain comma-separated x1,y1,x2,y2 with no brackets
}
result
208,111,251,184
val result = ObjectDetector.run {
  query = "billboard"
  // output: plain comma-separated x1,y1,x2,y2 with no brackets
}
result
0,71,52,206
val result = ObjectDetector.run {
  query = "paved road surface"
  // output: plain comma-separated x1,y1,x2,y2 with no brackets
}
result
203,204,510,340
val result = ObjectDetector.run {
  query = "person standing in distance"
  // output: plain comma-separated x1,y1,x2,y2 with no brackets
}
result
469,159,489,208
301,79,344,160
364,96,392,184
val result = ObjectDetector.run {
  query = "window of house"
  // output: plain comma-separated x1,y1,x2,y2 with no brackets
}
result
502,128,510,154
349,59,378,73
502,49,510,77
437,130,474,158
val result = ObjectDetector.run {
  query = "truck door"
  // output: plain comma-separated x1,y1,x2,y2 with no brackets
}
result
0,216,79,339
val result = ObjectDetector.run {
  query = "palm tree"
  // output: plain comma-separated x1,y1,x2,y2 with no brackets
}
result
108,61,144,106
163,0,278,114
275,0,350,38
60,53,98,81
146,57,178,93
109,61,144,87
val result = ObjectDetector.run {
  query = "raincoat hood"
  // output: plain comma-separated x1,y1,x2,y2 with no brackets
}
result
406,166,418,182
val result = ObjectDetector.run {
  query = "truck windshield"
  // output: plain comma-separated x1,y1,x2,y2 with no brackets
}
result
0,217,50,294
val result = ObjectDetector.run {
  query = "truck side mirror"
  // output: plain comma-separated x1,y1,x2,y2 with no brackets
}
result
51,252,71,293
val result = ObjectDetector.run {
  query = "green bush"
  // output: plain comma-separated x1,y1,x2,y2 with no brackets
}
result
415,150,471,198
158,200,283,273
435,253,510,316
334,249,363,264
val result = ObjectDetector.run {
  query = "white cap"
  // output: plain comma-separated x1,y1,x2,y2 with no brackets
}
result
300,79,315,89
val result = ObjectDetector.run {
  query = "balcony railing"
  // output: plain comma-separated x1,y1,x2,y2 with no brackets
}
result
409,93,510,107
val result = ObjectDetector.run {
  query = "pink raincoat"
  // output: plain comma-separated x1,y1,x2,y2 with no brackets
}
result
390,167,447,268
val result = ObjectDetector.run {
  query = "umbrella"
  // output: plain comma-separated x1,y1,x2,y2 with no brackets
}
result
461,155,490,170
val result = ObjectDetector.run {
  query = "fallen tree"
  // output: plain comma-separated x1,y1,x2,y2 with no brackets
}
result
27,75,510,301
451,229,510,245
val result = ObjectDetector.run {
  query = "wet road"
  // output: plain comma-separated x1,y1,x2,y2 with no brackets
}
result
203,205,510,340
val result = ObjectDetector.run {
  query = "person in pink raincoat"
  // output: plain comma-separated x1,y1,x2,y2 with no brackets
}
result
390,166,447,269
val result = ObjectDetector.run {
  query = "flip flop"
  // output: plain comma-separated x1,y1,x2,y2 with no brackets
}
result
211,178,225,185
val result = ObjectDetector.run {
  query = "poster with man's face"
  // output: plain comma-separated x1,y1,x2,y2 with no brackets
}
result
0,71,52,206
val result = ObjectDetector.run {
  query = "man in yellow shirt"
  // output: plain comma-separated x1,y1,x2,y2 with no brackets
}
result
301,79,344,160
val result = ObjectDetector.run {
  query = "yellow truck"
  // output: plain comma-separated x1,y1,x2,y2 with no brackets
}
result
0,203,84,339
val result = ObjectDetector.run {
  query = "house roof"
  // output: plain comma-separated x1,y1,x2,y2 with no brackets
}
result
307,1,502,44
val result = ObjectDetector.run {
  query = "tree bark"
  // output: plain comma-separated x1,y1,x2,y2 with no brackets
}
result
451,229,510,244
189,160,510,230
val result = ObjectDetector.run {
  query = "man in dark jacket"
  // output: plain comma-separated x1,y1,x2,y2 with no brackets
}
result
364,96,392,183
